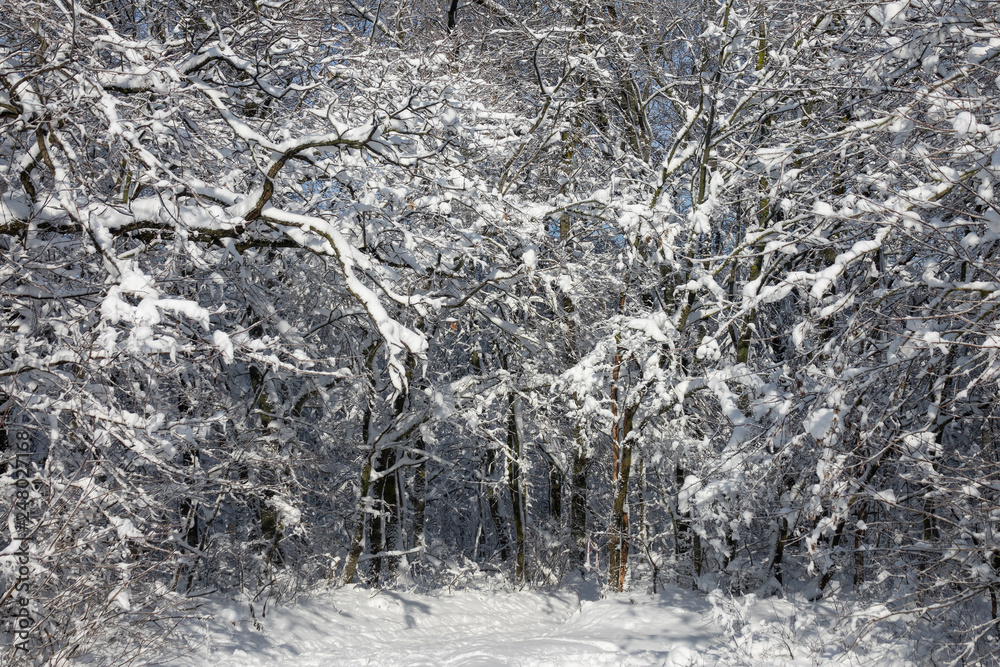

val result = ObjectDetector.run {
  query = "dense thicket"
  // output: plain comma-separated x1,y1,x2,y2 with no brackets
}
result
1,0,998,664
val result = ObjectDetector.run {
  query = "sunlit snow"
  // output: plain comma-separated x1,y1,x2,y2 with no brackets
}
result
162,585,915,667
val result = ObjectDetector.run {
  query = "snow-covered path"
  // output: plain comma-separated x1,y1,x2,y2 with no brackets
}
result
166,584,914,666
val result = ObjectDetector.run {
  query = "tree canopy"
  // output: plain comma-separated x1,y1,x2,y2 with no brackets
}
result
2,0,999,664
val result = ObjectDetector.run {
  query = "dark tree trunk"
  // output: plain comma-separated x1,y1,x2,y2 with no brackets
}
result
411,435,426,552
369,446,399,579
507,392,526,585
548,460,562,522
485,447,510,561
570,438,588,572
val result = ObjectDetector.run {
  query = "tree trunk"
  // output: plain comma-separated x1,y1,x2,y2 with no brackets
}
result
637,457,659,593
570,425,588,573
341,447,374,585
547,458,562,523
607,340,636,592
770,516,788,586
369,446,399,580
411,435,426,552
673,463,701,587
485,446,510,561
507,392,526,585
342,343,380,584
854,502,867,588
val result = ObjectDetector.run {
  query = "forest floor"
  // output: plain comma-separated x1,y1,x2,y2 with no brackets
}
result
159,579,919,666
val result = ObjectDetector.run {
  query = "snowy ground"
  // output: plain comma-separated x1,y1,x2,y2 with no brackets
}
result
158,582,917,666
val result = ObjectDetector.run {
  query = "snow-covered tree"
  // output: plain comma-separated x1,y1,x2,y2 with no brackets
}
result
2,0,999,663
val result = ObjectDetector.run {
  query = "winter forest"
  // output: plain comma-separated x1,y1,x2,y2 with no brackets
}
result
1,0,999,664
